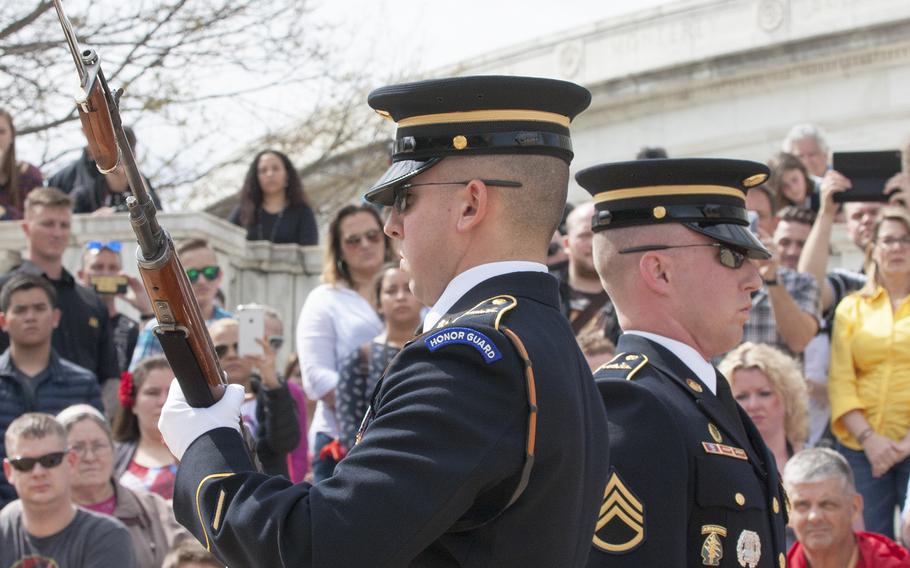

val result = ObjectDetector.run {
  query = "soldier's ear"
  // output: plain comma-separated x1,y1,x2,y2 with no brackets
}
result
455,180,489,233
638,252,672,295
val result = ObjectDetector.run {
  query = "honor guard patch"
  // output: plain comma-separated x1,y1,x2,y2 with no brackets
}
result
425,327,502,364
592,469,645,554
594,352,649,381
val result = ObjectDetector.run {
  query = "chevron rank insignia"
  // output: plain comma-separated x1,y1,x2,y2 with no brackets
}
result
593,469,645,554
594,352,649,381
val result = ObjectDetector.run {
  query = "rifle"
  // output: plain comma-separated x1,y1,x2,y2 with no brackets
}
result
53,0,225,407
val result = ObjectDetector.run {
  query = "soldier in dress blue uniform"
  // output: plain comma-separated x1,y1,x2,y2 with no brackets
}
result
578,159,790,568
156,76,611,568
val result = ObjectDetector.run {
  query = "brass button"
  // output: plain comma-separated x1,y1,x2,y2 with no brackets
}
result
779,552,786,568
735,492,745,506
652,206,667,219
772,497,780,514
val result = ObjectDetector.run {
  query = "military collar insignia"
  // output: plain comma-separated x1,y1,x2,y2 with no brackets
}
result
592,469,645,554
594,352,649,381
686,378,704,393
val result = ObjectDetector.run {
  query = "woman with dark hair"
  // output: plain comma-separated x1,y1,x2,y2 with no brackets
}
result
228,149,318,245
830,206,910,539
335,263,424,450
767,151,819,212
58,404,189,568
295,204,390,480
112,356,178,500
0,108,43,220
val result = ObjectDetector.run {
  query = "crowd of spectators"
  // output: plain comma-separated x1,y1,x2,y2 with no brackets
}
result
1,103,910,564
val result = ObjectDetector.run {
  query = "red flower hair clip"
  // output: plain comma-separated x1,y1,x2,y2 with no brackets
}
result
119,370,135,408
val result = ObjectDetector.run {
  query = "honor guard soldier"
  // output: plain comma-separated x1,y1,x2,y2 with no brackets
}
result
578,159,789,568
158,76,611,568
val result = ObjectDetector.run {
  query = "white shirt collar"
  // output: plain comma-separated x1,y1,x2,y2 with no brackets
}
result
625,330,717,394
423,261,548,331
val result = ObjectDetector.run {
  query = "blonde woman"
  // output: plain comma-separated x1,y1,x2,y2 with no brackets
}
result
829,206,910,539
720,341,809,473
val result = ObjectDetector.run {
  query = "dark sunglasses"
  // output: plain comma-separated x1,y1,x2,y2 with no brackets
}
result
85,240,122,253
392,179,523,213
342,229,382,248
8,450,67,472
618,243,747,269
186,265,221,283
214,343,238,358
267,335,284,351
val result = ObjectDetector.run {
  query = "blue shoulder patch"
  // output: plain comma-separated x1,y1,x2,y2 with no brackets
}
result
425,326,502,364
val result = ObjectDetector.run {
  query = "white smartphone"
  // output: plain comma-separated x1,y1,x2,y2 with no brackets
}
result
237,305,265,357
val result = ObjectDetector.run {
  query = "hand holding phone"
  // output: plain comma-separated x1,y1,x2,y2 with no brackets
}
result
237,306,265,357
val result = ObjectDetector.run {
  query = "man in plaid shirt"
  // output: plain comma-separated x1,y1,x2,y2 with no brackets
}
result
742,206,820,358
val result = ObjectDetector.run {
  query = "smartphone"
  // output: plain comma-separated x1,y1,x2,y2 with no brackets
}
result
89,274,128,295
237,306,265,357
832,150,902,203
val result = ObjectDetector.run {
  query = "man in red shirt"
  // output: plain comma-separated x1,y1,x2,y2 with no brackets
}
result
785,447,910,567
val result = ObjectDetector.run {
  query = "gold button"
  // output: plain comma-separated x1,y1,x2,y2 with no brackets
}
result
735,492,745,506
772,497,780,514
779,552,786,568
652,206,667,219
452,135,468,150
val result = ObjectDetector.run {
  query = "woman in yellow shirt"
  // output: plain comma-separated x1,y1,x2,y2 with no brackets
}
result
829,206,910,539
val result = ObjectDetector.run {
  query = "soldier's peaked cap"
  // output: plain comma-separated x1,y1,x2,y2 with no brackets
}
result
364,75,591,205
576,158,772,260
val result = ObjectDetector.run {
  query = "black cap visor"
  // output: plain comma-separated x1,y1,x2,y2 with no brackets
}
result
683,222,771,260
364,158,442,206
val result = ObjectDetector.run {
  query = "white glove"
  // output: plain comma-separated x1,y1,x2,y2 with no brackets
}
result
158,379,245,461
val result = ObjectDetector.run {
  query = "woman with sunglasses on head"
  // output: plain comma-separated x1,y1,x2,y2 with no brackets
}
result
336,264,424,452
58,404,190,568
228,149,318,245
0,108,43,221
112,356,178,501
829,206,910,540
295,204,390,481
207,318,300,477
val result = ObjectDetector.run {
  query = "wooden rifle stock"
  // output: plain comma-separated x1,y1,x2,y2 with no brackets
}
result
53,0,225,407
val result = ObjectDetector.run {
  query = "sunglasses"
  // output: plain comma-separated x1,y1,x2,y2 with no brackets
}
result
392,179,523,213
214,342,238,358
186,265,221,284
8,450,68,472
215,337,283,358
342,229,382,248
85,240,122,253
618,243,747,269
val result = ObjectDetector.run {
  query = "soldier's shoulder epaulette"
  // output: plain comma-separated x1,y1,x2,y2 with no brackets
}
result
441,294,518,331
422,295,517,365
594,352,649,381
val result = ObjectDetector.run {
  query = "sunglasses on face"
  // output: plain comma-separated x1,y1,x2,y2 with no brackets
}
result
85,240,122,253
8,450,67,472
214,343,238,358
618,243,747,269
391,179,523,213
186,265,221,284
342,229,382,248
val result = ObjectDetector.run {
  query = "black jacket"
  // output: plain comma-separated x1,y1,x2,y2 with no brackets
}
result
172,271,610,567
588,334,788,568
